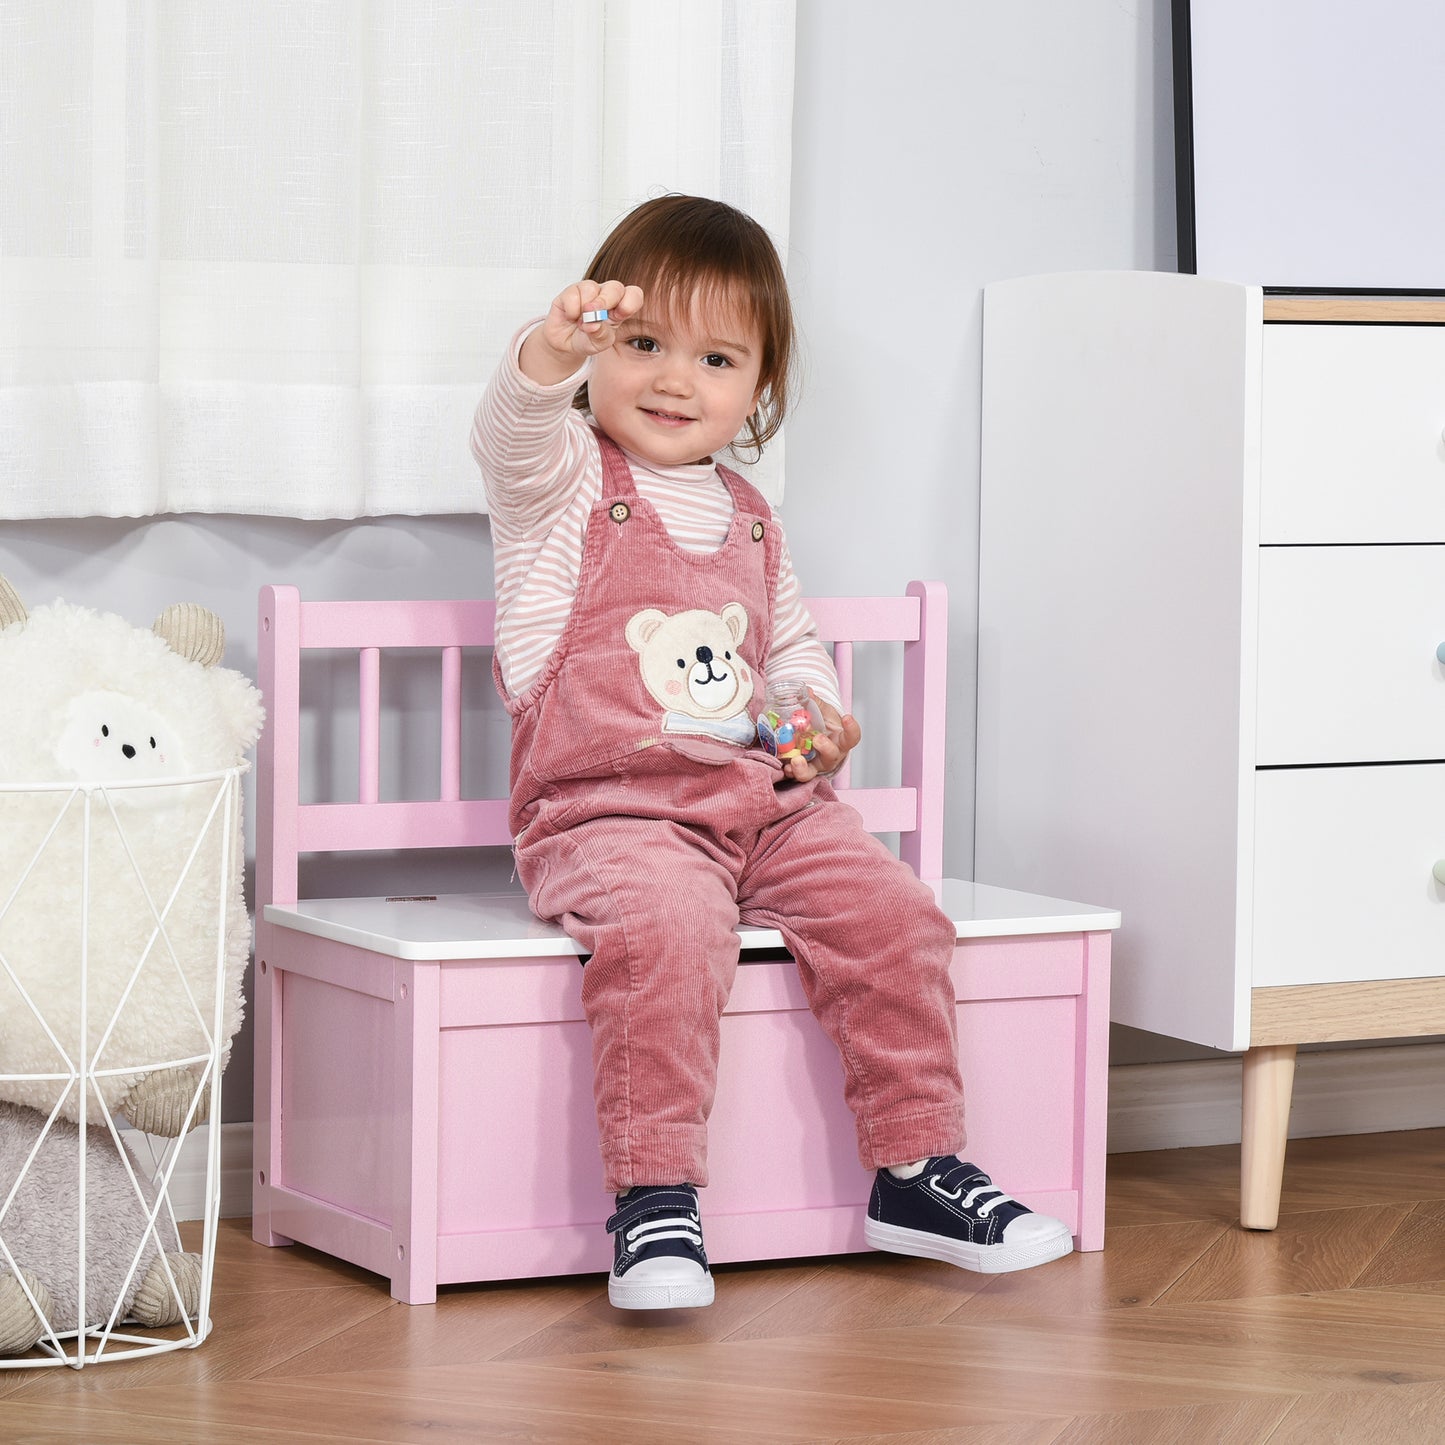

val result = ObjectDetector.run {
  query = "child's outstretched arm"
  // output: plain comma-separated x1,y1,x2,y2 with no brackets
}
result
519,279,645,386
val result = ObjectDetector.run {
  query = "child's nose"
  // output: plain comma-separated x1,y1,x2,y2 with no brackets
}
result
655,357,693,394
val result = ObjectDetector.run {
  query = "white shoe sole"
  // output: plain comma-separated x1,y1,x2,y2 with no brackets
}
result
608,1273,715,1310
864,1216,1074,1275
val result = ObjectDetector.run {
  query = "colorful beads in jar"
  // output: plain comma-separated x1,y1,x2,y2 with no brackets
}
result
756,680,827,762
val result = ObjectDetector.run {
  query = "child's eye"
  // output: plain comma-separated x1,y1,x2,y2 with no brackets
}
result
628,337,659,354
702,353,731,369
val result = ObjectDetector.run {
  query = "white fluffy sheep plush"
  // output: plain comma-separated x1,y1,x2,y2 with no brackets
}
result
0,575,262,1137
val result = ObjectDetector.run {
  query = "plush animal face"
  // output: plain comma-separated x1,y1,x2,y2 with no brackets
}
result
625,603,755,721
0,594,262,785
55,690,187,781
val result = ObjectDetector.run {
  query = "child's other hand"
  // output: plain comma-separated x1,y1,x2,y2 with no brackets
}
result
519,280,645,385
783,695,862,783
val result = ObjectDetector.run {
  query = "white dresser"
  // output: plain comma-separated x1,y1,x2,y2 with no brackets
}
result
975,270,1445,1227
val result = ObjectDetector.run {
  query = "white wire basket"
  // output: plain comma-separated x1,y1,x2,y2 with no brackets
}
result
0,766,244,1368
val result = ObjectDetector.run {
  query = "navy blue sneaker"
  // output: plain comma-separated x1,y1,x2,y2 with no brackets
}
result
605,1184,714,1309
865,1158,1073,1274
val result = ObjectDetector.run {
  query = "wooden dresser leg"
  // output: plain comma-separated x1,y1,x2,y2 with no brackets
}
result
1240,1043,1296,1231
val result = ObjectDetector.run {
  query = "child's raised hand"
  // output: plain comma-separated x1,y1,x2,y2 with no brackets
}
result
783,695,862,783
520,280,644,386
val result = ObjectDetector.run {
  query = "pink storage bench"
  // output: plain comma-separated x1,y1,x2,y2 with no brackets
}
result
252,580,1119,1303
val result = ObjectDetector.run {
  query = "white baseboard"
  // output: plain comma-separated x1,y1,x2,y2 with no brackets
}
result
160,1043,1445,1220
152,1122,254,1223
1106,1040,1445,1154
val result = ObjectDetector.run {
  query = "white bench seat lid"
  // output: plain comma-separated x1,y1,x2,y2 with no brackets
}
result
264,879,1119,962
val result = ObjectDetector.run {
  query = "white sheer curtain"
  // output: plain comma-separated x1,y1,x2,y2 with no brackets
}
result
0,1,796,519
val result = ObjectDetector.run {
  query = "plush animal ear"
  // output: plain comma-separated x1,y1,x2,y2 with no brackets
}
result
625,608,668,654
153,603,226,668
0,574,26,630
721,602,748,647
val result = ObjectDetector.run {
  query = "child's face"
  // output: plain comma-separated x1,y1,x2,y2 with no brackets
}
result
587,290,764,468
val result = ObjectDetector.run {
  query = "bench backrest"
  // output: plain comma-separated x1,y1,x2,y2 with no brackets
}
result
256,581,947,907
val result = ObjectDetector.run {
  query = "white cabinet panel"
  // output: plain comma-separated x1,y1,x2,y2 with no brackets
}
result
978,271,1257,1051
980,276,1445,1053
1256,545,1445,765
1260,326,1445,544
1253,764,1445,987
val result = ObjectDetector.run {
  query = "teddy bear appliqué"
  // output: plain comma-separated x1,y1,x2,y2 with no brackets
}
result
624,601,757,747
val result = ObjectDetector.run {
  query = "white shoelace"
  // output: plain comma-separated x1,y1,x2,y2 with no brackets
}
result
626,1214,703,1250
962,1184,1020,1217
929,1174,1023,1217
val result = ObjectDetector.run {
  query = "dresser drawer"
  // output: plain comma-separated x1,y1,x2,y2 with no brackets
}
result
1260,324,1445,544
1255,544,1445,765
1252,764,1445,987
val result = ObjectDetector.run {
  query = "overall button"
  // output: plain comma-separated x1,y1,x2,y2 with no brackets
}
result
751,520,765,542
610,502,631,524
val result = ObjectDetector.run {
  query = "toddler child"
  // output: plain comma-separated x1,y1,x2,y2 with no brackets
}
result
471,194,1072,1310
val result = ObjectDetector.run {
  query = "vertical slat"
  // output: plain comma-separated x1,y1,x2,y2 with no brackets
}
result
440,646,462,802
832,640,854,790
359,647,381,804
900,581,946,879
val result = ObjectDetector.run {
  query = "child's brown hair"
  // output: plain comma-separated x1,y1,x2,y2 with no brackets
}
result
573,194,797,460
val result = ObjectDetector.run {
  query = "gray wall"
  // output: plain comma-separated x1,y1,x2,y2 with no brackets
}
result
0,0,1198,1125
786,0,1177,859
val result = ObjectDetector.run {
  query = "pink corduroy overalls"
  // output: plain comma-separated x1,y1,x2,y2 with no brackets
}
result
502,432,964,1191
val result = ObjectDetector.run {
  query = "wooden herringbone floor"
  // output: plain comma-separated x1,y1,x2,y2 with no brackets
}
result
5,1129,1445,1443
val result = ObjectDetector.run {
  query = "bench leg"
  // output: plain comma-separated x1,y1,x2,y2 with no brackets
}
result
1073,930,1111,1251
1240,1042,1296,1231
391,962,441,1304
251,937,293,1249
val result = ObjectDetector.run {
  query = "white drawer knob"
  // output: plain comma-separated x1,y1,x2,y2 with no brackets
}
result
1434,861,1445,885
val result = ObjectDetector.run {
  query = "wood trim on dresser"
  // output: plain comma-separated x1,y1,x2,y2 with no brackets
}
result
1263,297,1445,324
1251,978,1445,1046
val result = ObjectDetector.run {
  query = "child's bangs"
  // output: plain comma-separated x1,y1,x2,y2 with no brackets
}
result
643,267,768,345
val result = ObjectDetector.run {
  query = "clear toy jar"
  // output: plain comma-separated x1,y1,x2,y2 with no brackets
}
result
756,680,827,762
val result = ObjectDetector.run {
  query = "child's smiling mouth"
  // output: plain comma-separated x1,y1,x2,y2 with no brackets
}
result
644,408,694,425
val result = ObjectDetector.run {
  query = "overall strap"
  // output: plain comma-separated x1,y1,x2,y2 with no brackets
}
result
713,461,774,522
593,428,639,497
